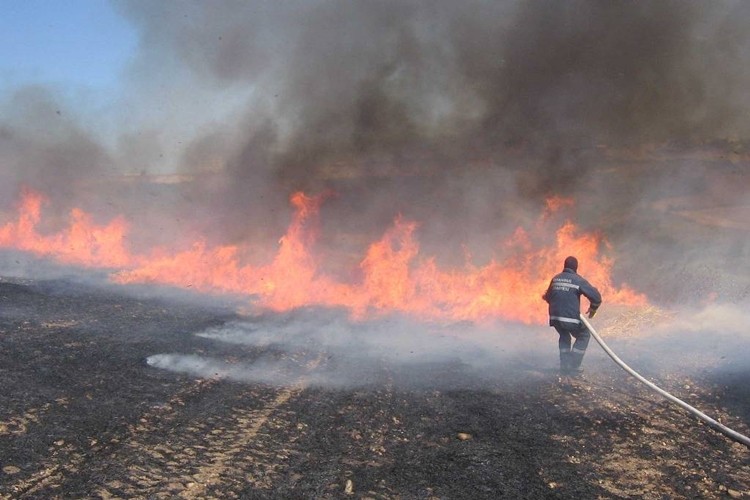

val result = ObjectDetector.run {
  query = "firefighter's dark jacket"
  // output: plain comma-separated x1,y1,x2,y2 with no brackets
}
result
543,267,602,329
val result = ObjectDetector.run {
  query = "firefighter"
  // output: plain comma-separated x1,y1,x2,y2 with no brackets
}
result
542,256,602,378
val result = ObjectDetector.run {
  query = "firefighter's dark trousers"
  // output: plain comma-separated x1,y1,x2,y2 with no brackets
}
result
555,325,590,375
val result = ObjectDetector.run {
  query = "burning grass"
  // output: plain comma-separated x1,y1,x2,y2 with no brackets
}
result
0,188,645,325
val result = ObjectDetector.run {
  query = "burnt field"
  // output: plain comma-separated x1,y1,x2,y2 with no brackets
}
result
0,277,748,499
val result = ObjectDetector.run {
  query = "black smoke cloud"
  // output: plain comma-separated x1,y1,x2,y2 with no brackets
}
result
113,2,750,246
119,1,750,181
2,1,749,292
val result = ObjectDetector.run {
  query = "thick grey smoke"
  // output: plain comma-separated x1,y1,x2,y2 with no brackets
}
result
0,87,114,218
1,1,748,302
113,0,750,268
116,1,750,184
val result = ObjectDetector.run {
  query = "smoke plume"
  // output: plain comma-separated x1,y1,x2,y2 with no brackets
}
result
145,299,750,389
115,1,750,185
1,1,749,301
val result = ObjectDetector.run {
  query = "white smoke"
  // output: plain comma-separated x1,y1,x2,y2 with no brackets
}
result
146,300,749,389
147,308,551,389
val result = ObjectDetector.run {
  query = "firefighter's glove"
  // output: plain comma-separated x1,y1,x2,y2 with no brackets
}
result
587,307,598,319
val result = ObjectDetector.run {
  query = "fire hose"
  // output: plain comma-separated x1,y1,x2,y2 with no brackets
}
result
580,314,750,448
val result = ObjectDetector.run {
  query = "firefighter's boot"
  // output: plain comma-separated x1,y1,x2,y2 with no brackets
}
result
559,350,572,376
569,348,586,377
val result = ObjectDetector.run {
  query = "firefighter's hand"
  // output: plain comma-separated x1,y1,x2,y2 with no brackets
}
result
587,307,598,318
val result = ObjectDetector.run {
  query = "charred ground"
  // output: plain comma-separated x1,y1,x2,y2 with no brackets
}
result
0,277,748,499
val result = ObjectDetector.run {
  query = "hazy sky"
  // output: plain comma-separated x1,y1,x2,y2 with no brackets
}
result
0,0,136,93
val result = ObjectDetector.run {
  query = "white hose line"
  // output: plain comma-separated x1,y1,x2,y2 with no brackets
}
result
580,314,750,448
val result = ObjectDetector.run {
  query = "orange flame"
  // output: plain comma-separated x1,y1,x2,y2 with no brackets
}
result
0,189,131,268
0,188,646,324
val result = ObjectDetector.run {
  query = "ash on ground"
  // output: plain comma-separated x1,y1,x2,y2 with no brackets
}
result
0,278,748,499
